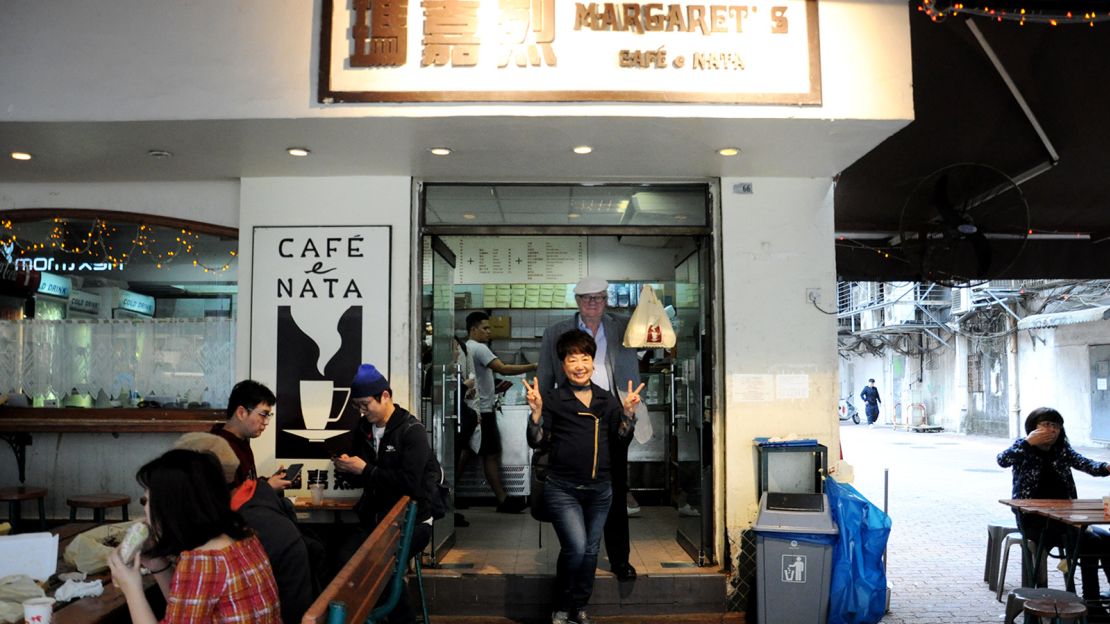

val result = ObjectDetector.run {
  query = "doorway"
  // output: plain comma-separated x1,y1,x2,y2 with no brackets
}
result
415,182,719,571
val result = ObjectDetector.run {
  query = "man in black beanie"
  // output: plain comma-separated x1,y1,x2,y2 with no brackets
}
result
333,363,434,623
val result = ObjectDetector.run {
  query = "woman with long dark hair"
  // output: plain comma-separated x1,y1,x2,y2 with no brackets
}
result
998,407,1110,602
108,449,281,624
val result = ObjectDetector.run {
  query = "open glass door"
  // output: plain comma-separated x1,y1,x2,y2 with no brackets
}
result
426,236,458,564
673,243,714,565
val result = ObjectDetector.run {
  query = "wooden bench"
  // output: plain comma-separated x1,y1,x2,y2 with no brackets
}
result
301,496,428,624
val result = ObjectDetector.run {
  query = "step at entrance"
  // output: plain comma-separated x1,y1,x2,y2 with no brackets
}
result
420,570,728,620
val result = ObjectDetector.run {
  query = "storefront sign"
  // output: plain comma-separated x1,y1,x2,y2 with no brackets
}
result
321,0,821,104
37,272,72,299
117,290,155,316
13,256,122,272
250,226,392,464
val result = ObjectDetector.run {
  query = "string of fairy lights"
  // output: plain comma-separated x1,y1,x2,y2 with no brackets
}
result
919,0,1110,25
0,218,237,273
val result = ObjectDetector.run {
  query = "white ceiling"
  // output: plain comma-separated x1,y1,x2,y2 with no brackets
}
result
0,116,908,183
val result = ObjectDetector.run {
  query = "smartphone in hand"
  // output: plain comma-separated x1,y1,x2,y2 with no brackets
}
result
284,463,304,487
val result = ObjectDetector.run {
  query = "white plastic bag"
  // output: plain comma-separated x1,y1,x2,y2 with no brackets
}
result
623,285,676,348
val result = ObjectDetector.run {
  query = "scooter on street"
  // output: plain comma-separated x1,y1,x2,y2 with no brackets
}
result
838,397,860,424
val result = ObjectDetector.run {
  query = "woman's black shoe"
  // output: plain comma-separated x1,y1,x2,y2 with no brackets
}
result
454,512,470,527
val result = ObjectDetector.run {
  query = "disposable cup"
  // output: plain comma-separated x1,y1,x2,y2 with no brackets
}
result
23,597,55,624
309,483,324,505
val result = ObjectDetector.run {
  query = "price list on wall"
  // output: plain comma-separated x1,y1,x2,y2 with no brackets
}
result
456,237,586,284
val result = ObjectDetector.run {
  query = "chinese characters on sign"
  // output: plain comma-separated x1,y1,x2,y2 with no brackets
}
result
323,0,820,103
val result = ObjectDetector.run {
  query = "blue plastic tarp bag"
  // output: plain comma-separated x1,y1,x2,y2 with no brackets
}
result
825,477,892,624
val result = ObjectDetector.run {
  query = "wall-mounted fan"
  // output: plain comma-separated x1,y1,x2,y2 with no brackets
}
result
898,163,1030,286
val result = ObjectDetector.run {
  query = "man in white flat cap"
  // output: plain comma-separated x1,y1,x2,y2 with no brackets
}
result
537,275,642,582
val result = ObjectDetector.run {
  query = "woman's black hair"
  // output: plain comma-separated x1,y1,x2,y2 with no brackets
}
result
556,329,596,360
454,334,468,355
1024,407,1067,450
138,449,251,558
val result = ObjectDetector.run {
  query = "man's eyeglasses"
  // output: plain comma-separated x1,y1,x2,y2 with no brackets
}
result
352,400,373,415
576,294,607,304
250,408,274,421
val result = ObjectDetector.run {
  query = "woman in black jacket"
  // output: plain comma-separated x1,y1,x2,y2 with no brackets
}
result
998,407,1110,601
523,330,642,624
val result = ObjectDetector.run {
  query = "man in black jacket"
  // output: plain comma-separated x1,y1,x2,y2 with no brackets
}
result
334,363,434,624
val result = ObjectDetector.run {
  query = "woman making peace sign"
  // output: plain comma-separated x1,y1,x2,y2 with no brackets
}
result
523,329,643,624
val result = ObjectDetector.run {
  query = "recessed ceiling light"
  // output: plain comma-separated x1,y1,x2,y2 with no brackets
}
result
429,147,452,156
286,147,311,157
462,213,476,220
147,149,173,159
10,152,32,161
572,146,593,155
717,147,741,157
567,213,580,219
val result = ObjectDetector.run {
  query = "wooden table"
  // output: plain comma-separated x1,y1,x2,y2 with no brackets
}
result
47,522,161,624
1000,498,1110,596
291,497,357,522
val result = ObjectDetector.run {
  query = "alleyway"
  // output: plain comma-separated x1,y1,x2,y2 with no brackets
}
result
842,422,1110,623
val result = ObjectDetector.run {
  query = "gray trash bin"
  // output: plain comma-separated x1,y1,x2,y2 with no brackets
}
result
753,491,838,624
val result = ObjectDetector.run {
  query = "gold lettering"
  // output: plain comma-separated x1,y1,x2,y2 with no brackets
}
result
686,5,708,34
729,5,749,32
710,5,728,32
645,3,664,30
421,0,480,67
623,4,645,34
351,0,409,67
498,0,557,68
665,4,686,31
601,3,623,30
574,3,594,30
771,6,788,33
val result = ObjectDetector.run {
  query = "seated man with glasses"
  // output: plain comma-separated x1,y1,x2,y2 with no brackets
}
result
211,379,292,491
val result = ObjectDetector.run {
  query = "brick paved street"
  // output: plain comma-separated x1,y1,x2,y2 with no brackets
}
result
841,422,1110,623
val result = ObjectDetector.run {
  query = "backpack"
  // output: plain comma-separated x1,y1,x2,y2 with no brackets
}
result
403,419,451,520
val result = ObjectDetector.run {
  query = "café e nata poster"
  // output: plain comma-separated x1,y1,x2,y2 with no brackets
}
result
249,226,391,470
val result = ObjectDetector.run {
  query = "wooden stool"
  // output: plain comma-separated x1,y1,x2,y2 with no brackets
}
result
67,493,130,523
1023,597,1088,623
0,486,48,533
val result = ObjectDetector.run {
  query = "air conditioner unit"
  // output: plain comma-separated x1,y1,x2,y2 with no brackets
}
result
951,288,971,314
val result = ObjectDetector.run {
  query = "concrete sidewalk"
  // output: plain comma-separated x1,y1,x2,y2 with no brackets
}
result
841,422,1110,623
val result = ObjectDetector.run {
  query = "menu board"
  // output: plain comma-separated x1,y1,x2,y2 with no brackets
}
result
456,237,586,284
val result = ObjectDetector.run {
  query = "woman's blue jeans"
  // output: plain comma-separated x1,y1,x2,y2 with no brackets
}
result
544,474,613,613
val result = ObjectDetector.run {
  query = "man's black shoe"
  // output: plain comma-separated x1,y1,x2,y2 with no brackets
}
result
613,562,637,581
496,496,527,514
454,512,470,527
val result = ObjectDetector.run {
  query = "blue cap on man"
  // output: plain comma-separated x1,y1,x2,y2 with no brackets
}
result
351,364,389,398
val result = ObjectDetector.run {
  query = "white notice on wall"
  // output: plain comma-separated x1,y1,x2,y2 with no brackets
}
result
731,374,775,403
1099,378,1108,391
776,374,810,400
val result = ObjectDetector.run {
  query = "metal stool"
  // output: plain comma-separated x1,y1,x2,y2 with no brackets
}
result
0,486,48,533
1023,597,1088,623
67,493,131,523
988,523,1021,589
999,534,1050,601
1006,588,1084,624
